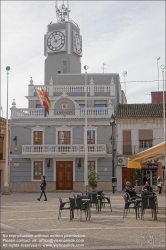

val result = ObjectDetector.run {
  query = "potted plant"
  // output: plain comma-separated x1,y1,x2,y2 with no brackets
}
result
134,169,142,193
88,170,99,191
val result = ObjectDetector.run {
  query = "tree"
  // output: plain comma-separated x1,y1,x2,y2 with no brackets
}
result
88,170,99,190
134,169,141,186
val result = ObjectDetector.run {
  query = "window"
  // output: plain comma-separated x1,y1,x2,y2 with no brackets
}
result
139,140,153,150
123,130,132,154
87,131,95,144
79,104,85,115
63,61,67,73
94,104,107,115
139,130,153,152
33,131,42,145
33,161,43,180
58,131,70,144
0,136,3,160
36,104,42,108
88,161,95,172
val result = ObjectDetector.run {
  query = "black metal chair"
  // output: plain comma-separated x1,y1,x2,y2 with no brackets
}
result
141,194,157,221
122,193,138,219
100,193,112,212
57,196,70,220
69,197,90,221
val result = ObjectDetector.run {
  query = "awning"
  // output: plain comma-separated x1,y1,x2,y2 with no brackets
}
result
127,141,166,168
127,161,141,169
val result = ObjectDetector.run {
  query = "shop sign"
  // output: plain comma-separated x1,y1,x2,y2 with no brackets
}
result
141,164,158,170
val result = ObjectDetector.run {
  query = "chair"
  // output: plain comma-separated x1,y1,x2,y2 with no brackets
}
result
122,193,137,219
100,193,112,212
69,197,90,221
57,196,70,220
141,194,157,221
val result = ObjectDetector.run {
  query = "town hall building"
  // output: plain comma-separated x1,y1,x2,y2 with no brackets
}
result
9,2,126,192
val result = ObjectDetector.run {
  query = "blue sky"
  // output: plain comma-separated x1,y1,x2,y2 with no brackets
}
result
1,1,165,116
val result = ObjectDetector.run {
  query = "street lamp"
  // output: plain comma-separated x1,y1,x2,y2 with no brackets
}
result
156,57,160,91
122,71,127,98
160,64,166,188
110,114,116,193
3,66,11,195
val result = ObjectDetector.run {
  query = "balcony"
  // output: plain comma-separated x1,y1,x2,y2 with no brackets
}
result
22,144,106,158
11,107,112,119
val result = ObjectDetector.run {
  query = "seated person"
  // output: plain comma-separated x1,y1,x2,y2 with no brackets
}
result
125,181,141,200
142,181,153,193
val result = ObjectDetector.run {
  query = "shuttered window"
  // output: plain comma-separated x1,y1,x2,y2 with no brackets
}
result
0,136,3,160
138,130,153,140
123,130,132,154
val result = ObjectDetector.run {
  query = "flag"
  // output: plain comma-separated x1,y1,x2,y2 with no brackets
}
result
35,88,51,117
41,88,52,115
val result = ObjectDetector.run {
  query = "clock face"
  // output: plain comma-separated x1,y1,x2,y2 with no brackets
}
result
47,31,65,51
74,34,82,55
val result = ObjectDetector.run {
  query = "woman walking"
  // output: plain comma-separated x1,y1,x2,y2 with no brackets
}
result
37,176,47,201
157,176,162,195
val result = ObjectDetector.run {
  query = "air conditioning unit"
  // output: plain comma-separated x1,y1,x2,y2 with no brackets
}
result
117,157,127,166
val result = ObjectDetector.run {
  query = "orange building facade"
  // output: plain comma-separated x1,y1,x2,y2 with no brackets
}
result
0,117,10,191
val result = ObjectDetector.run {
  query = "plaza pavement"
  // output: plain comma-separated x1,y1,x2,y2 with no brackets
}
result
0,191,165,250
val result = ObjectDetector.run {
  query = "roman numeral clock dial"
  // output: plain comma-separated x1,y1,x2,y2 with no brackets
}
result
74,34,82,55
47,31,65,52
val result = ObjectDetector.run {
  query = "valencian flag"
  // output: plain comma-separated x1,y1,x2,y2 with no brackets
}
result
36,88,52,117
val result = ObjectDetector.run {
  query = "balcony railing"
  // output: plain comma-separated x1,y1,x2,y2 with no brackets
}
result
22,144,106,156
11,107,111,119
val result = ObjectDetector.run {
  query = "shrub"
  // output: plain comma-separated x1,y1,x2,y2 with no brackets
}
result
134,169,141,186
88,170,99,190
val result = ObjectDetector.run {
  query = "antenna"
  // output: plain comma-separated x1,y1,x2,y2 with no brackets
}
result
55,0,72,23
101,63,109,73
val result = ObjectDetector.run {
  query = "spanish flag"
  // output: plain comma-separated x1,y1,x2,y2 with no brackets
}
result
36,88,52,117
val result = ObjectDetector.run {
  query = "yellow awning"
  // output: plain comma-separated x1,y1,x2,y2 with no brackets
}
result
128,141,166,164
127,160,141,169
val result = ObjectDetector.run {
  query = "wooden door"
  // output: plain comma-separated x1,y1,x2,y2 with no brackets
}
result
122,167,135,190
56,161,73,190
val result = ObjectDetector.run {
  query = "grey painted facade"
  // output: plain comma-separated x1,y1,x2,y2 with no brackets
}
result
10,8,126,192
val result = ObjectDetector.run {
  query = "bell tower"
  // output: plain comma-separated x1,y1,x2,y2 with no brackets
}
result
44,1,82,85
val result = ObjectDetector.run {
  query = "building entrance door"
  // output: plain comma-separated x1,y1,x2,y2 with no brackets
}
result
122,167,135,190
56,161,73,190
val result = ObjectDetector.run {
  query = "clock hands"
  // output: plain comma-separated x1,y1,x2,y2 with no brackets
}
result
54,37,62,43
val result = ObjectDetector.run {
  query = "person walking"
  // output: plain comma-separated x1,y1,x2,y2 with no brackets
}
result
37,176,47,201
157,176,162,195
143,174,147,185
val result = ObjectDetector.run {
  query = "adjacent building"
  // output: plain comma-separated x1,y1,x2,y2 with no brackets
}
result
115,103,165,191
0,117,10,191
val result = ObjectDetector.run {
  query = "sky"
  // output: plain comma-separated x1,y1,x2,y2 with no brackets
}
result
1,1,165,117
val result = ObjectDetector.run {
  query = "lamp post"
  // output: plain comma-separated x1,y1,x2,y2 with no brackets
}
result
110,114,116,193
160,64,166,187
156,57,160,91
122,71,127,98
3,66,11,195
84,65,89,189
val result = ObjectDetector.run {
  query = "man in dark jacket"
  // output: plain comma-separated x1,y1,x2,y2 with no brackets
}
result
125,181,141,199
142,181,153,193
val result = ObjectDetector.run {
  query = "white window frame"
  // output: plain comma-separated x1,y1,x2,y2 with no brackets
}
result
31,126,45,145
31,159,45,182
84,126,97,144
55,126,73,145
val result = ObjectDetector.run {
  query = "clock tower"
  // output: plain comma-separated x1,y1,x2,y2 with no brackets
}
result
44,1,82,85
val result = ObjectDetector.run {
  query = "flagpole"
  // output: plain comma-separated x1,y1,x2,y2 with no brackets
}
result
3,66,11,195
84,65,89,191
